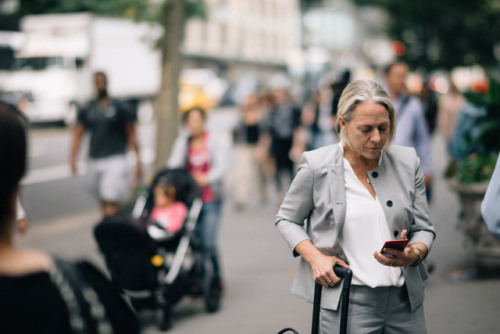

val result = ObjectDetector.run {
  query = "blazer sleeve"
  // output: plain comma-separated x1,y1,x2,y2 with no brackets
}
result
276,153,315,256
409,151,436,251
481,154,500,239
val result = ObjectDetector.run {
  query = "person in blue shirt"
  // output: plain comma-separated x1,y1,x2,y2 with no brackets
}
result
384,62,432,200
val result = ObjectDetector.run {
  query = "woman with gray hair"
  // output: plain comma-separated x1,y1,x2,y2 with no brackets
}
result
276,80,436,333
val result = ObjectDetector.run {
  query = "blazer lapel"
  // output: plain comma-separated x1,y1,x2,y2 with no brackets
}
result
327,145,346,238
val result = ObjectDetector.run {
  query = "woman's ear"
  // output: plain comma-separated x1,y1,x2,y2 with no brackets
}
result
338,115,346,133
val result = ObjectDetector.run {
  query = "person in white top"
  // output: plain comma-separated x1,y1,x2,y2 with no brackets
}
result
276,80,435,333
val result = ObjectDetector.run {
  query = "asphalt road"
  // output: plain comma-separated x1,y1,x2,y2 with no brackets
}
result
16,111,500,334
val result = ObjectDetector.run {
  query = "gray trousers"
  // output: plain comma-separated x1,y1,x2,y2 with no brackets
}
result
320,285,427,334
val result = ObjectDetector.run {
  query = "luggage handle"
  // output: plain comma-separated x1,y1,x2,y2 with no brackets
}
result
311,265,352,334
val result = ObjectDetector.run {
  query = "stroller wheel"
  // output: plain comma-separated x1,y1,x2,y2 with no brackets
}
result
157,304,172,331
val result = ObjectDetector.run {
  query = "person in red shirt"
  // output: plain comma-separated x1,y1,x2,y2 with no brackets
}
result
167,107,229,283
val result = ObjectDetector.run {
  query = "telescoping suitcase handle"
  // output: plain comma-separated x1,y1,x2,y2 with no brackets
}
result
311,266,352,334
277,266,353,334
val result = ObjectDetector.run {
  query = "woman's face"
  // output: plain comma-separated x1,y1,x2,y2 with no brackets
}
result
185,109,205,137
339,101,390,161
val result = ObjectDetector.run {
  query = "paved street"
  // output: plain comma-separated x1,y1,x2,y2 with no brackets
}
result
15,109,500,334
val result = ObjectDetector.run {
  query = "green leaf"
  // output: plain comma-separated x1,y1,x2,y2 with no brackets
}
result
487,75,500,106
464,91,487,106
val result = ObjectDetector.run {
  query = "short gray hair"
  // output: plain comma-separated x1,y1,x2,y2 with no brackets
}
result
337,80,396,148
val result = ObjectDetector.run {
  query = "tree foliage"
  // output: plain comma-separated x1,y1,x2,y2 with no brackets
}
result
351,0,500,70
14,0,139,16
13,0,206,24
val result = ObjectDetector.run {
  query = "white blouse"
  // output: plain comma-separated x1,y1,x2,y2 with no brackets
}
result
339,151,405,287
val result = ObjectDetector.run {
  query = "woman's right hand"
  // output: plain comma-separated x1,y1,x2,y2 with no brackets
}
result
309,253,349,287
295,240,349,288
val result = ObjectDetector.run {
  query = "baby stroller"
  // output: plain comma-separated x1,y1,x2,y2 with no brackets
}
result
93,168,222,331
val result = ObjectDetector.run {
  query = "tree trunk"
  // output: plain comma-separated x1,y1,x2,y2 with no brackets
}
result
153,0,186,173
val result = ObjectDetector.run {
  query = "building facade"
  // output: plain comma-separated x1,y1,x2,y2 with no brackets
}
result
182,0,301,82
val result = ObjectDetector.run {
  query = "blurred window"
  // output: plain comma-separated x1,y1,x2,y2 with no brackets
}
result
12,56,66,71
75,58,85,69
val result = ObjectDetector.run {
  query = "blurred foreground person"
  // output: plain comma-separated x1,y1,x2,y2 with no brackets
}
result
384,62,432,200
0,101,140,334
276,80,435,333
70,71,142,217
168,107,228,284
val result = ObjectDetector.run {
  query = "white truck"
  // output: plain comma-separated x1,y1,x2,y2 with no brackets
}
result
0,13,162,125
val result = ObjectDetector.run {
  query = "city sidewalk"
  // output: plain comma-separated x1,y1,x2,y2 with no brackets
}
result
16,197,500,334
15,129,500,334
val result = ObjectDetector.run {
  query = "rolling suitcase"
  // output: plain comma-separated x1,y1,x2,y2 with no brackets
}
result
278,266,353,334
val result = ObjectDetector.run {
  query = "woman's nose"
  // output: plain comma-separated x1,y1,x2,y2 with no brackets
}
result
371,129,381,142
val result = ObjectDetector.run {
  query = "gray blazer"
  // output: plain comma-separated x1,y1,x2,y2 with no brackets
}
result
276,143,436,311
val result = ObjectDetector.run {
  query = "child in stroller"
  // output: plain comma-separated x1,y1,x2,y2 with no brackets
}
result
94,168,222,331
147,176,187,239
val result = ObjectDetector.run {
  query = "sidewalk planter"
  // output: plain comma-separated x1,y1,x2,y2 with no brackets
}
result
447,75,500,275
449,179,500,275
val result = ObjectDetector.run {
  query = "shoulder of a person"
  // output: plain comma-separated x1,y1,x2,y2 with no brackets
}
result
173,201,188,211
81,100,96,112
385,144,418,166
0,249,53,276
406,95,424,111
174,131,190,145
302,143,339,168
111,99,132,112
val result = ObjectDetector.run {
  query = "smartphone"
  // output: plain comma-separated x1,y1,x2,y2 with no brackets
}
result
381,239,409,258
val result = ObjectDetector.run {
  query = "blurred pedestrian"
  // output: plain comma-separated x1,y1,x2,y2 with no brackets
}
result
167,107,228,283
289,97,317,162
276,80,435,333
384,62,432,200
437,80,466,153
233,94,269,210
299,89,337,151
267,88,301,201
0,100,140,334
255,90,276,177
420,79,438,135
330,70,351,119
70,71,142,217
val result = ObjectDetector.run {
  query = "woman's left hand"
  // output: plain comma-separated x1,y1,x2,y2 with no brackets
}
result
373,229,424,267
194,173,209,187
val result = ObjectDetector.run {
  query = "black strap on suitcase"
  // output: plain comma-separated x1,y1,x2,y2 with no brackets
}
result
278,266,353,334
